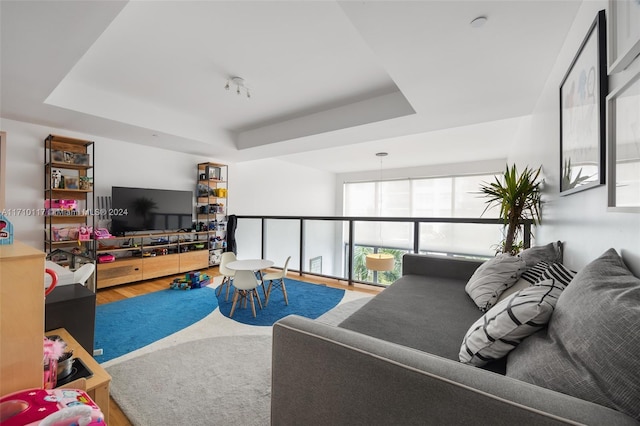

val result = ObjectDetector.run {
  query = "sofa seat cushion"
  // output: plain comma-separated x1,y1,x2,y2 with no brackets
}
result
338,274,483,362
506,248,640,422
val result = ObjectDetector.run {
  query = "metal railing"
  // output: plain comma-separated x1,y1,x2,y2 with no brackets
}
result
234,215,533,287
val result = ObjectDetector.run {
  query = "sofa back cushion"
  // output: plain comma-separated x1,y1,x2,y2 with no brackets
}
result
517,241,563,267
506,248,640,421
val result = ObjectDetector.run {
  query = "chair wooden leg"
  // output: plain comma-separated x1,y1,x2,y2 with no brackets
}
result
265,281,273,306
225,277,232,301
216,276,227,296
260,282,268,301
255,289,263,310
229,289,240,318
249,292,256,317
281,279,289,305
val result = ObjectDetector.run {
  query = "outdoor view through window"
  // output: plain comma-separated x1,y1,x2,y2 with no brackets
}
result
344,173,501,285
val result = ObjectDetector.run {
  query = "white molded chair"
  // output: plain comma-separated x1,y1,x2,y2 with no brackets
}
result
45,261,94,286
229,270,263,318
216,252,236,301
263,256,291,306
73,263,95,286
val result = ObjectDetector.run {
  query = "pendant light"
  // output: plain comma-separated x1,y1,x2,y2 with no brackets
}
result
365,152,394,272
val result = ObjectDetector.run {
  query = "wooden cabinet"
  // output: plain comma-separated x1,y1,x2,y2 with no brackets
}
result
197,162,228,265
0,241,46,395
179,250,209,273
143,253,180,279
96,232,209,288
97,257,143,288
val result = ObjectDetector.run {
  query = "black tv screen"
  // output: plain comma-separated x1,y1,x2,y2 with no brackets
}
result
111,186,193,234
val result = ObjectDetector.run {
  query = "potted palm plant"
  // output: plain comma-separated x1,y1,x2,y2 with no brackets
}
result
480,164,542,255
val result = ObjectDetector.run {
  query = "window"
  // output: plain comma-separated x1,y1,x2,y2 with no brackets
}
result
344,173,497,219
344,173,501,259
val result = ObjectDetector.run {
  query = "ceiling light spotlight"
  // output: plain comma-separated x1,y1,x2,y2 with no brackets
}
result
225,76,251,99
470,16,488,28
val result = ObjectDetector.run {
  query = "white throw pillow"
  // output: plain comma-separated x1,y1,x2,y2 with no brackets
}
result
460,279,564,366
465,254,526,311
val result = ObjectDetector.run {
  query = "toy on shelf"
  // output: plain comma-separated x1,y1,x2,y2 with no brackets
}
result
93,228,112,239
45,199,78,217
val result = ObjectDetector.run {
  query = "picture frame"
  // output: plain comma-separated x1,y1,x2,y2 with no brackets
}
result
63,151,74,163
608,0,640,74
560,10,607,195
64,176,79,190
607,69,640,212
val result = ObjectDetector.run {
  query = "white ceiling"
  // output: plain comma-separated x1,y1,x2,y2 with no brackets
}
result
0,1,581,173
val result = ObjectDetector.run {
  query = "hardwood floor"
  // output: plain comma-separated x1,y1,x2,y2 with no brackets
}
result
97,266,382,425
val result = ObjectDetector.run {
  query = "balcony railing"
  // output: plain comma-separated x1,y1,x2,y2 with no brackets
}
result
234,215,533,287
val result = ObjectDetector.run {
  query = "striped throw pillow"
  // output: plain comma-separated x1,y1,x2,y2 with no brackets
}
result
459,279,565,366
539,263,576,288
520,261,549,284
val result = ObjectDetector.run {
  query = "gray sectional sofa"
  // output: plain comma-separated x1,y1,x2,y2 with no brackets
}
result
271,250,640,425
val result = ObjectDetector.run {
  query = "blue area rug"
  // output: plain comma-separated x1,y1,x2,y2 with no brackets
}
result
94,287,218,363
217,278,345,326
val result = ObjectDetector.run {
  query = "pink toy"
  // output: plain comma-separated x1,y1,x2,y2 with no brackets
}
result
0,388,105,425
97,254,115,263
93,228,112,239
45,200,78,210
78,226,92,241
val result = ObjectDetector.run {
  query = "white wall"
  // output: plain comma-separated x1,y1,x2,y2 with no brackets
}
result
1,118,337,256
230,158,335,216
230,158,337,272
509,1,640,272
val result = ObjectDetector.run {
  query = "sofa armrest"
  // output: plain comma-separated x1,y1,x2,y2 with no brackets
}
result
402,253,483,281
272,315,637,426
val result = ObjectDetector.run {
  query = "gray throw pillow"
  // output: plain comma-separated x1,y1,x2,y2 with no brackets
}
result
518,241,563,267
506,248,640,421
465,254,526,311
460,279,563,366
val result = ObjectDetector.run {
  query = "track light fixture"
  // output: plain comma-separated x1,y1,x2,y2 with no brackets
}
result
224,76,251,99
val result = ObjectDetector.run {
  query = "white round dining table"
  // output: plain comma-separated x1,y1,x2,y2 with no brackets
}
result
226,259,274,271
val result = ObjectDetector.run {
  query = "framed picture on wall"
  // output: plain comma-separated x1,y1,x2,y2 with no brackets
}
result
608,0,640,74
607,69,640,212
559,10,607,195
64,176,79,190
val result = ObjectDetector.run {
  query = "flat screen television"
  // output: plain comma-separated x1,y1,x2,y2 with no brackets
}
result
111,186,193,235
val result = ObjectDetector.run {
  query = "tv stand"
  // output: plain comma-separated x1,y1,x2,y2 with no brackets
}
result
96,231,209,289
